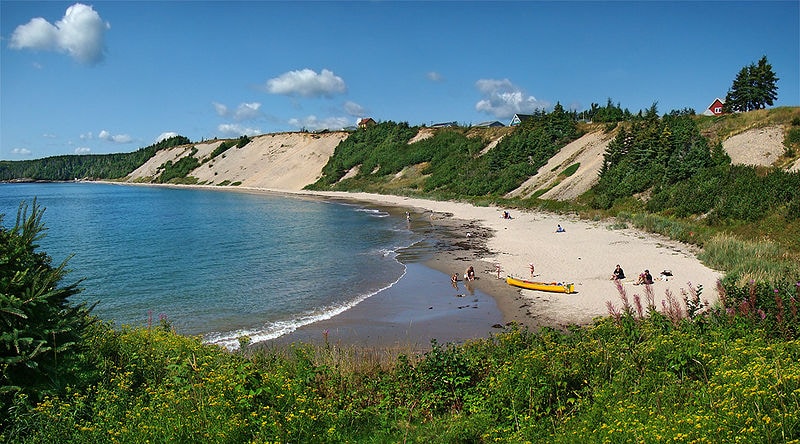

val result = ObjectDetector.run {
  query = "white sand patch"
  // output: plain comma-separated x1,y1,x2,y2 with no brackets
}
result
507,130,615,201
723,126,785,167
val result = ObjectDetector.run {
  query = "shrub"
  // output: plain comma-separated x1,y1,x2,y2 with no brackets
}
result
0,200,96,430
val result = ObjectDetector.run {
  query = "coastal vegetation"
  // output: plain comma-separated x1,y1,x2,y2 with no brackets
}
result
309,103,582,198
1,204,799,442
207,135,253,162
0,136,190,182
156,147,201,184
2,92,800,440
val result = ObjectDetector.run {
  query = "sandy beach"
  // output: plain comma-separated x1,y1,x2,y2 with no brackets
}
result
118,125,781,349
259,189,724,348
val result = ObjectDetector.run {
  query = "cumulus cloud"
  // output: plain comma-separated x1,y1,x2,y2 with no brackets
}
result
474,78,549,119
212,102,228,116
427,71,443,82
9,3,110,65
74,147,91,154
233,102,261,121
343,101,366,117
288,115,350,131
98,130,132,143
156,132,179,143
217,124,261,137
11,148,32,156
266,69,346,98
213,101,262,121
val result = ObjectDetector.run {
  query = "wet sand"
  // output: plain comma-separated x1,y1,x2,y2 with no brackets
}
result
267,262,504,351
266,205,510,352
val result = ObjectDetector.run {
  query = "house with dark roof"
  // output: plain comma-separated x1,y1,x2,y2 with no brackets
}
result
358,117,376,129
703,98,726,116
430,121,458,128
474,121,505,128
509,114,535,126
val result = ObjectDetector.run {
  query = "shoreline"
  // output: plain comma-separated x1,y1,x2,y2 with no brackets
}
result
275,189,725,333
98,182,726,348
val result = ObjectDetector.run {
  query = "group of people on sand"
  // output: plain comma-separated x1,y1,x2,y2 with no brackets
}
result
611,265,672,285
451,266,476,285
611,264,653,284
611,265,653,284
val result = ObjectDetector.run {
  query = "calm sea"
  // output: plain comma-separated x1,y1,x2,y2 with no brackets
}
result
0,182,432,349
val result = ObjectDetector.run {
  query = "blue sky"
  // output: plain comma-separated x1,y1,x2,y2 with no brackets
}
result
2,1,798,160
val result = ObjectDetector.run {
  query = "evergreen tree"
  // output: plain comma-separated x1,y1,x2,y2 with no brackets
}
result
1,200,95,420
724,56,779,112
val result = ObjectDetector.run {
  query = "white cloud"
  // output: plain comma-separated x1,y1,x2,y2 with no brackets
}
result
474,78,549,119
233,102,261,121
80,131,93,140
11,148,32,156
427,71,443,82
9,3,110,65
212,102,228,116
266,69,346,97
156,132,179,143
74,147,91,154
288,115,350,131
213,101,261,121
98,130,132,143
343,101,366,117
217,124,261,137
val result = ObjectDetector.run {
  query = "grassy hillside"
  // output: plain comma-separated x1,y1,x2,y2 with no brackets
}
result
3,107,800,443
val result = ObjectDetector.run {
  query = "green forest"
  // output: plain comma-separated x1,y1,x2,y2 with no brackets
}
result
0,136,191,182
2,101,800,442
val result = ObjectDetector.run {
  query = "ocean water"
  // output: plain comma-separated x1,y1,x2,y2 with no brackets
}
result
0,183,424,349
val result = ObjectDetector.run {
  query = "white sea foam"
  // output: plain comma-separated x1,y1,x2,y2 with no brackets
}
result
355,208,390,217
205,265,408,351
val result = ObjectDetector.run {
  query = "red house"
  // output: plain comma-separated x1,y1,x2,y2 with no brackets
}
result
358,117,376,129
704,98,725,116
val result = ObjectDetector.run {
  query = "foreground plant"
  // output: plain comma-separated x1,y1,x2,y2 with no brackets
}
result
0,200,96,428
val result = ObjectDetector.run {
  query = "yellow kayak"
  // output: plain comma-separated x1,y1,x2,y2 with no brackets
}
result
506,276,575,294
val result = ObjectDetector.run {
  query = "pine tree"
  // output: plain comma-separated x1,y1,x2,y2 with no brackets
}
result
724,56,779,112
1,200,95,418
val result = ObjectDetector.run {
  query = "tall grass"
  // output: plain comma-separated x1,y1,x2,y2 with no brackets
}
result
615,211,713,245
612,212,799,285
700,233,800,285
